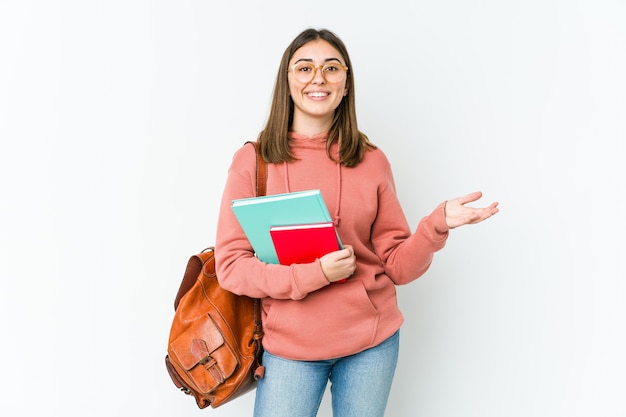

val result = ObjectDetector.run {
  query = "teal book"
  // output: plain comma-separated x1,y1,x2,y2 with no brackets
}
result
231,189,337,264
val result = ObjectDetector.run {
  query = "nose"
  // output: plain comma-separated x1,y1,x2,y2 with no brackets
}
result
311,66,326,84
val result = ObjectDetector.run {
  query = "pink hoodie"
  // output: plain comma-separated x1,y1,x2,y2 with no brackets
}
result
215,134,449,360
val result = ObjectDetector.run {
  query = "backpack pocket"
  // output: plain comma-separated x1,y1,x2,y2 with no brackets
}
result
170,315,239,393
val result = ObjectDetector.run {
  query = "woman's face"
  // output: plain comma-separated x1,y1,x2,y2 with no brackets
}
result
287,39,348,131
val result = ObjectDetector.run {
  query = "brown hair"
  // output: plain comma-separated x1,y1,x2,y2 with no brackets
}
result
257,28,376,167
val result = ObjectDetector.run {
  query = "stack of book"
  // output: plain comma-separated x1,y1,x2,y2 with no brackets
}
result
231,189,343,266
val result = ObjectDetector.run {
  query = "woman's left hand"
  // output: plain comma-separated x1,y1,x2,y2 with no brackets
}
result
445,191,499,229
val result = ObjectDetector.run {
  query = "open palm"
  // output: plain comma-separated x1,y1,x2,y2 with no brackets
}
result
445,191,499,229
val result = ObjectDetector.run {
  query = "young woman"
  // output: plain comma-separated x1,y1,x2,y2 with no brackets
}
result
215,28,499,417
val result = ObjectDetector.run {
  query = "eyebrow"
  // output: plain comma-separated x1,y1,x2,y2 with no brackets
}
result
293,57,343,65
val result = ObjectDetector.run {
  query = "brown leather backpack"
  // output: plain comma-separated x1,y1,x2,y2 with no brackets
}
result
165,141,266,408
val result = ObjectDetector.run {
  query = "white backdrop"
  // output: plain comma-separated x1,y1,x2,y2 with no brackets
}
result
1,1,625,416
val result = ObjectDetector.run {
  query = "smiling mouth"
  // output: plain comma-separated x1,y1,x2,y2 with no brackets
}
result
306,92,330,98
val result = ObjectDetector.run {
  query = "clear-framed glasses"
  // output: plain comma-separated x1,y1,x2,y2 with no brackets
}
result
289,62,349,84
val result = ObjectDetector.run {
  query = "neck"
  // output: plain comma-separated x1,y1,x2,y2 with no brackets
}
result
291,113,333,137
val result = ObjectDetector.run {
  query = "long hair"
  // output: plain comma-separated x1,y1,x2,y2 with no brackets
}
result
257,28,375,167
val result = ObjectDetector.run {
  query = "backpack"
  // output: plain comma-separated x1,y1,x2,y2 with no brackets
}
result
164,141,266,408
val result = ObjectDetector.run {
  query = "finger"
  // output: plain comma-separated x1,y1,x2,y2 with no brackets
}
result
338,245,354,259
465,211,482,224
473,205,499,222
457,191,483,205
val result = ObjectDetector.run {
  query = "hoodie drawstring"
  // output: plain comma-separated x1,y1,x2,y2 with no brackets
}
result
282,160,342,226
334,162,341,226
283,162,291,193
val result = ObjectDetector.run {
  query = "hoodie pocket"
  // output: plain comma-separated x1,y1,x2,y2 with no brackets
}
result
263,280,381,359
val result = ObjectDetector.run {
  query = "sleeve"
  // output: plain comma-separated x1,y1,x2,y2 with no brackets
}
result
214,144,330,299
371,161,450,285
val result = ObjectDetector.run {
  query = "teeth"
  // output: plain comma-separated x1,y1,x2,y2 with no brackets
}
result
307,92,328,97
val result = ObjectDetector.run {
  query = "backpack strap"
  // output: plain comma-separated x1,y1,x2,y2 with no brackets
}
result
247,141,267,197
244,141,267,378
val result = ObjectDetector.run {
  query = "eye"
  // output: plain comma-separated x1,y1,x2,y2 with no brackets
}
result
324,65,339,72
296,63,313,72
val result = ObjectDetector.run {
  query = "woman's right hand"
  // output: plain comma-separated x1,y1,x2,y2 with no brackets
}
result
320,244,356,282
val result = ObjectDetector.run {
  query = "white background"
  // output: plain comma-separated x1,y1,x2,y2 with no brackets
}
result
1,1,625,416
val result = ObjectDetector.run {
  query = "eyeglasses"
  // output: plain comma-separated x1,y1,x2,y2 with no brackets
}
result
289,62,349,84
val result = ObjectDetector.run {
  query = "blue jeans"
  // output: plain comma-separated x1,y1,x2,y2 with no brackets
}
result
253,330,400,417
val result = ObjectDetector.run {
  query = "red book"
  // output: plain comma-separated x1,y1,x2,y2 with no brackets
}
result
269,222,342,266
